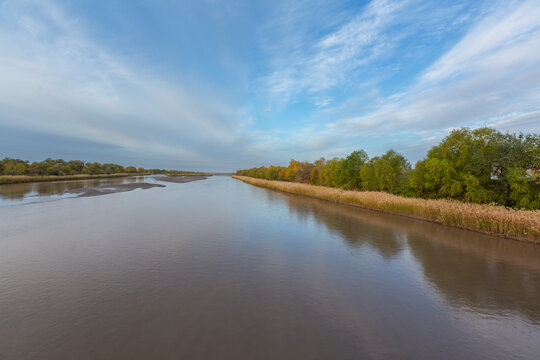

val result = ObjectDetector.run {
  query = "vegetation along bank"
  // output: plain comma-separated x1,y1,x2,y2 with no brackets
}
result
0,158,211,184
235,127,539,243
233,175,539,243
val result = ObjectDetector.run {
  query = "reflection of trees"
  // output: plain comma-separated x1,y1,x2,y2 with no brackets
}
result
0,183,32,200
266,189,540,322
407,233,540,322
0,178,131,201
276,191,405,259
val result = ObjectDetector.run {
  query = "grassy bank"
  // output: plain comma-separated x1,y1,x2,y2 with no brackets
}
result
232,175,540,244
0,173,150,185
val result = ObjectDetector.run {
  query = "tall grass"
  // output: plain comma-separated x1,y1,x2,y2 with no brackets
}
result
0,173,150,185
233,175,540,244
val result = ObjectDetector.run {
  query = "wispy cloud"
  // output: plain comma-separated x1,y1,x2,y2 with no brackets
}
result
0,0,538,169
0,0,252,169
247,0,540,163
261,0,405,103
333,0,540,136
258,0,473,106
421,0,540,84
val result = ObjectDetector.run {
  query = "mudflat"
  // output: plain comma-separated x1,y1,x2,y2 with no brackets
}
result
75,182,165,197
155,176,208,183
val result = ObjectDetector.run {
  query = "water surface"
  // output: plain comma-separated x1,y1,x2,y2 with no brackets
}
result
0,176,539,359
0,176,153,205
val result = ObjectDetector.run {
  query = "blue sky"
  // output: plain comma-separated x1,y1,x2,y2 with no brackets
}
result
0,0,539,171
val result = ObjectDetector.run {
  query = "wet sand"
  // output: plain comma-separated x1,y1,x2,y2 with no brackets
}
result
75,183,165,197
0,175,208,204
155,176,208,183
0,173,146,185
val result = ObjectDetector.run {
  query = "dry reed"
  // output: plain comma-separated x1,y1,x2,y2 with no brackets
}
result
233,175,540,244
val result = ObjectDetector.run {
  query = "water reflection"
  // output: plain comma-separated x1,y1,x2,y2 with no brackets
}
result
278,191,540,323
0,176,147,201
1,177,539,359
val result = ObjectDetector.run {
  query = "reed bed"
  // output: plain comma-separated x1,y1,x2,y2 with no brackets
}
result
233,175,540,244
0,173,150,185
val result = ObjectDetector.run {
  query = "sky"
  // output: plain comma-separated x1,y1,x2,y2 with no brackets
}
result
0,0,539,171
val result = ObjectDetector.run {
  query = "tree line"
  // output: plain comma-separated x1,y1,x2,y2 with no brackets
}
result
237,128,539,210
0,158,146,176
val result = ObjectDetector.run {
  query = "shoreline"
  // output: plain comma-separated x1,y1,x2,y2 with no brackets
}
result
232,175,540,244
155,175,208,183
0,173,150,185
75,182,165,197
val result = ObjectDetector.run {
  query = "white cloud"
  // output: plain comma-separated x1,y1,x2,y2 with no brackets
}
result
331,0,540,138
258,0,474,107
261,0,408,103
251,0,539,164
422,0,540,84
1,0,538,169
0,0,252,168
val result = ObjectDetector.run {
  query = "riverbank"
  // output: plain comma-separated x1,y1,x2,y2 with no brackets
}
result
156,175,208,183
76,182,165,197
0,173,150,185
232,175,540,244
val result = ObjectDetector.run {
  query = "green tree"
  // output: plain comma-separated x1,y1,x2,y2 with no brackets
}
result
365,150,410,194
410,158,462,199
343,150,368,189
309,158,326,185
321,158,346,187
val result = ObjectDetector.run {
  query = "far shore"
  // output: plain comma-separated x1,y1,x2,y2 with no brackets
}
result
75,182,165,197
156,176,208,183
232,175,540,244
0,173,151,185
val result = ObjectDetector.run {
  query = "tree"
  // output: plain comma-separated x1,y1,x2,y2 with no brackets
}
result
309,158,326,185
294,162,314,183
361,150,410,194
360,158,378,191
320,158,346,187
343,150,368,189
410,158,462,199
236,127,539,209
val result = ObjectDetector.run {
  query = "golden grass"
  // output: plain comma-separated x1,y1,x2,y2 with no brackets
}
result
0,173,150,185
232,175,540,244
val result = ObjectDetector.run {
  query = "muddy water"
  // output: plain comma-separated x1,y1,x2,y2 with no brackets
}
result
0,176,538,359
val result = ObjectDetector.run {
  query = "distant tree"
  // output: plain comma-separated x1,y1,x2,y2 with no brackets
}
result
321,158,346,187
409,158,462,199
343,150,368,189
309,158,327,185
235,127,538,209
294,161,314,183
360,150,409,194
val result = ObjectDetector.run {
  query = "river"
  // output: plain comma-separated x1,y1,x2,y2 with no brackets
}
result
0,176,539,359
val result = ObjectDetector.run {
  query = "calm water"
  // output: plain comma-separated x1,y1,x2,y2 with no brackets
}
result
0,176,539,359
0,176,151,206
